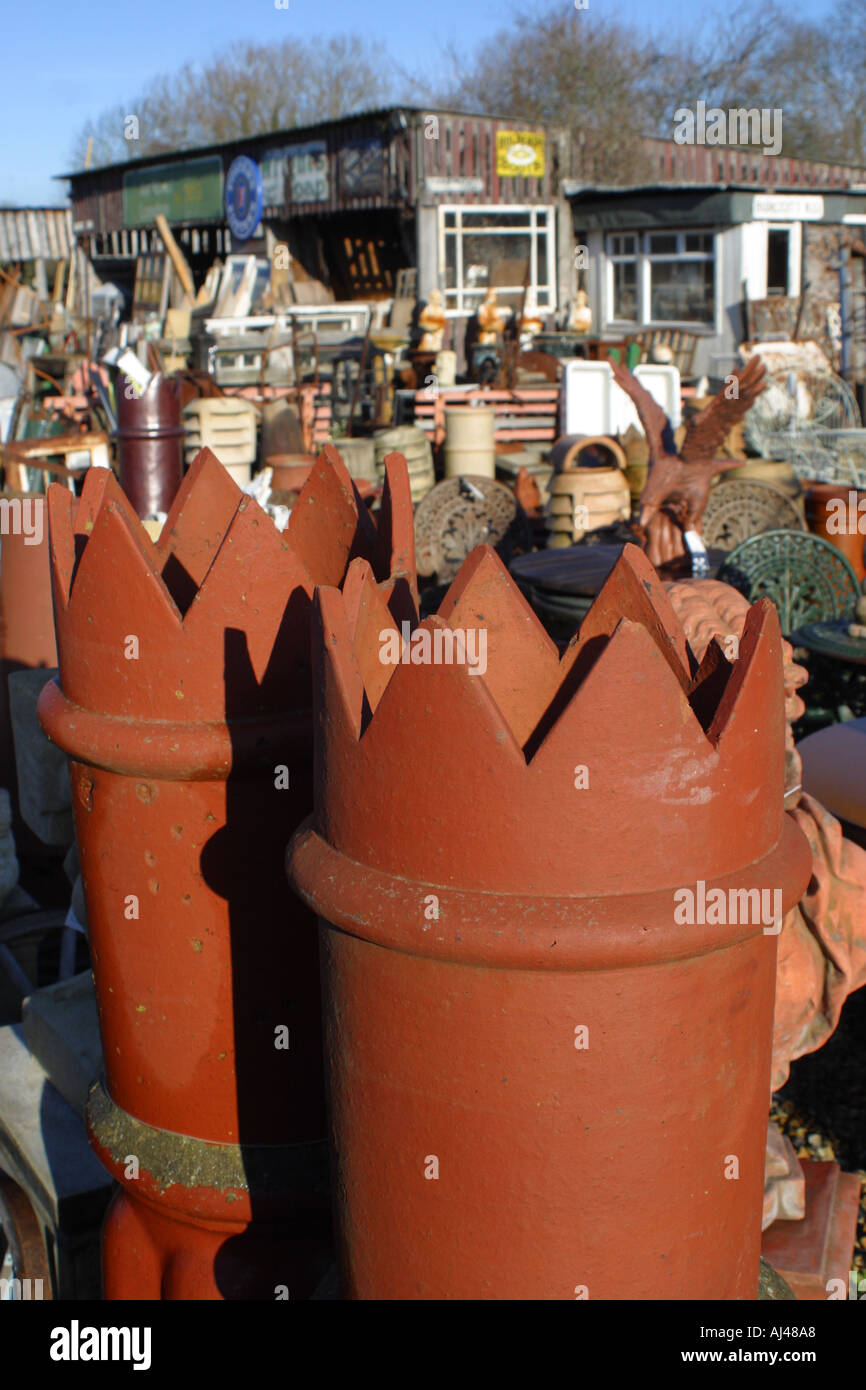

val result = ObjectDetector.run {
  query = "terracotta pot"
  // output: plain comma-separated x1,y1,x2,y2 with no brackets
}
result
803,482,866,582
267,453,317,492
288,544,811,1299
39,445,417,1299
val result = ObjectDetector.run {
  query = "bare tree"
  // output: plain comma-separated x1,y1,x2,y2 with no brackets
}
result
68,35,395,169
650,0,866,166
432,6,663,185
427,0,866,177
69,4,866,176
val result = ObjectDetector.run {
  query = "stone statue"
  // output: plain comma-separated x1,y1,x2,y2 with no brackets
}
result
418,289,447,353
570,288,592,335
520,290,544,338
477,289,506,345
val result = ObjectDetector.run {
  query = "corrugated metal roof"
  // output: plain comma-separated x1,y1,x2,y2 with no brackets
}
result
56,106,564,180
0,208,73,261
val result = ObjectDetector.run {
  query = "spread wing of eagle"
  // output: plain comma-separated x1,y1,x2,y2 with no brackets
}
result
608,355,678,460
679,355,767,462
607,353,767,544
608,353,766,466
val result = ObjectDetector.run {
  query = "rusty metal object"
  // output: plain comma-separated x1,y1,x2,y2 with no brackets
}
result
0,1171,53,1297
114,372,184,518
38,444,416,1299
288,543,811,1299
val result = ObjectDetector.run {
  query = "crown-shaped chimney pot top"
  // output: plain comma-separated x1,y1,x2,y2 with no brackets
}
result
47,445,416,723
312,543,787,897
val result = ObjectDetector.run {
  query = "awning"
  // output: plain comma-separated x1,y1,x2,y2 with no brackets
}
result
565,184,865,230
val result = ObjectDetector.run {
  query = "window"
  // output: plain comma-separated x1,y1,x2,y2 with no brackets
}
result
605,229,716,327
439,205,556,316
767,227,791,296
609,234,638,320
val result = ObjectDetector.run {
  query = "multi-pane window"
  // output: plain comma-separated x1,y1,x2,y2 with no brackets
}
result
609,233,638,321
606,230,716,327
439,206,556,316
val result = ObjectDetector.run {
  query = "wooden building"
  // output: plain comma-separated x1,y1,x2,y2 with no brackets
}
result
60,107,577,325
567,181,866,383
60,109,866,356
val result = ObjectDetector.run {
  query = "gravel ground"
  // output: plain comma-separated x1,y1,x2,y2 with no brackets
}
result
771,982,866,1279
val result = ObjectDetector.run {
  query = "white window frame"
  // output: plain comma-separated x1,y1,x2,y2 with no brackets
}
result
605,229,720,333
765,222,799,297
437,204,557,318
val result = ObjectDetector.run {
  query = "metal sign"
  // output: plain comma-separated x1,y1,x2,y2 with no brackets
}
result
261,148,293,207
225,156,264,241
123,156,223,227
751,193,824,221
496,131,545,178
425,177,485,195
340,139,385,197
290,142,329,204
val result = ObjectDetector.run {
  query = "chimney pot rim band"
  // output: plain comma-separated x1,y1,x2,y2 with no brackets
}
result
286,816,811,971
38,677,311,780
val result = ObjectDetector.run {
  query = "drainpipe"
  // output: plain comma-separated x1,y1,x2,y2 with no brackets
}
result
38,445,415,1299
288,543,812,1299
114,372,185,519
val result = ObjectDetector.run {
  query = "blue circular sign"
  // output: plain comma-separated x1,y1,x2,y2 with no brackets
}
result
225,156,263,242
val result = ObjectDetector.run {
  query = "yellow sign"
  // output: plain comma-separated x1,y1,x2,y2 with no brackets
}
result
496,130,546,178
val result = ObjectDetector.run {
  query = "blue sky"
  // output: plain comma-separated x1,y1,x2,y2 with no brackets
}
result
1,0,837,207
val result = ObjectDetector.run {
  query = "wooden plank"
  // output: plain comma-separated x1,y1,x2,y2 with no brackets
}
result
154,214,195,304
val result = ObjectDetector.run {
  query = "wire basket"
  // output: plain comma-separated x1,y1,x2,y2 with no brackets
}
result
744,368,861,462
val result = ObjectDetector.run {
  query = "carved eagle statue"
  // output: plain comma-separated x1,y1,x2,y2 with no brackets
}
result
608,354,767,568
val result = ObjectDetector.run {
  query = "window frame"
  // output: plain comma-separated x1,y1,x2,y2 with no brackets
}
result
605,228,720,332
437,203,557,318
766,222,796,297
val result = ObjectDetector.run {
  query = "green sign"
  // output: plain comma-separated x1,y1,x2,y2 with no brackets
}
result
123,156,224,227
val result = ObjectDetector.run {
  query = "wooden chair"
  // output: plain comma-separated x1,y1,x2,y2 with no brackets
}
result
635,328,699,381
